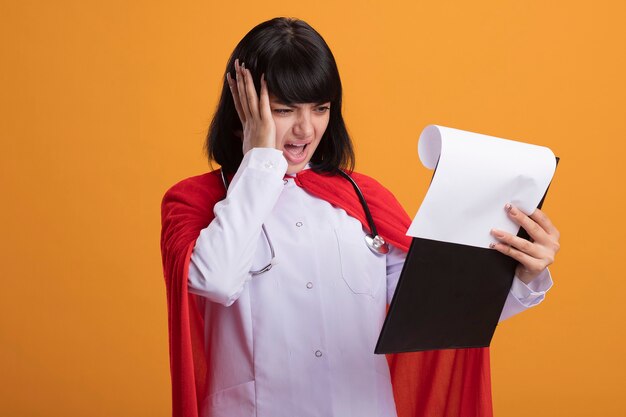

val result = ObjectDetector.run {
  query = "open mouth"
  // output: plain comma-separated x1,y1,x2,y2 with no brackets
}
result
284,142,309,158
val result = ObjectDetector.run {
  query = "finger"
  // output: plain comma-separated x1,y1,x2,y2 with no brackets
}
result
489,242,548,274
243,68,260,120
506,203,549,243
226,72,245,125
259,73,271,120
490,228,542,258
529,208,560,239
236,60,251,121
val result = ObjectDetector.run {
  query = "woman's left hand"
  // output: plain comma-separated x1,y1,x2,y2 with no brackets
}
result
490,204,561,285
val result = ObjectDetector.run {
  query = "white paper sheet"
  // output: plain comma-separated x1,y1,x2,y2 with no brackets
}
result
407,125,556,249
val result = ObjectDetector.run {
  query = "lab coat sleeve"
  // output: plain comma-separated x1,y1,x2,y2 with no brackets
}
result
385,244,553,320
187,147,288,306
498,268,553,321
386,244,407,305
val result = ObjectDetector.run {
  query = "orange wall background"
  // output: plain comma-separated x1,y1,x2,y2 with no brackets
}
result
2,1,625,416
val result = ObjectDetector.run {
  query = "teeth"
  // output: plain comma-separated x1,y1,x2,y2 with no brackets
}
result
287,143,306,147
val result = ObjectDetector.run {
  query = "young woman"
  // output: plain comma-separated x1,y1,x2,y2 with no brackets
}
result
160,17,560,417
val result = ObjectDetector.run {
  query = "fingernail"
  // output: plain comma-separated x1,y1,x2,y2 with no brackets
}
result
505,203,513,212
489,243,496,249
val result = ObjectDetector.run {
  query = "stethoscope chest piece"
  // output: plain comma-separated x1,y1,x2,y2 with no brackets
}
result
365,234,390,255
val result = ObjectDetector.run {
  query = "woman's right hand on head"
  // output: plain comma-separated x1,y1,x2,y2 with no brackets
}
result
226,59,276,154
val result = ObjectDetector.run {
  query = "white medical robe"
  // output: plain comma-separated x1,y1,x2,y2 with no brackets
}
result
187,148,553,417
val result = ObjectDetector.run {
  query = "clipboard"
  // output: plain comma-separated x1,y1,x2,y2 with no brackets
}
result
374,157,559,354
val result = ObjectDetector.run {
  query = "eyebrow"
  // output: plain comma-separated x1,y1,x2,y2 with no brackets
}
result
271,100,330,107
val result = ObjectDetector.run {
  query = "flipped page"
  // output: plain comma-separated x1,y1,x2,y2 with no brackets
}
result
375,125,557,353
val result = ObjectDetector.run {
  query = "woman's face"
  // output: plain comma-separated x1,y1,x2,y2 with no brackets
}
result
269,93,331,174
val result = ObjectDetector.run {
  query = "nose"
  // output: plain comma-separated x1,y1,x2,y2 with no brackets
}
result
293,111,314,139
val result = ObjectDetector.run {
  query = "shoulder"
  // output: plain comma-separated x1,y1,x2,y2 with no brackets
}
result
338,170,412,249
301,168,398,201
161,170,224,214
349,171,385,187
347,170,410,221
347,171,398,200
163,169,222,195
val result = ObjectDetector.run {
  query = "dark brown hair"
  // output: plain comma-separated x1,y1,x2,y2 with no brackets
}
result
205,17,355,174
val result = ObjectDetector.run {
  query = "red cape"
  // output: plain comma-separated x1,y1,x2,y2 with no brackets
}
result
160,168,493,417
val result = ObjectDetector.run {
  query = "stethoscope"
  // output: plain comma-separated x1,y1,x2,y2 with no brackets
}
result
220,168,390,276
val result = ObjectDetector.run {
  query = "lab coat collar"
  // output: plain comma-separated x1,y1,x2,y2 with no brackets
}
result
284,163,311,178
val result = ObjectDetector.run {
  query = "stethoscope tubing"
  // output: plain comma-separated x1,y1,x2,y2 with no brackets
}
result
219,166,389,276
336,169,379,239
